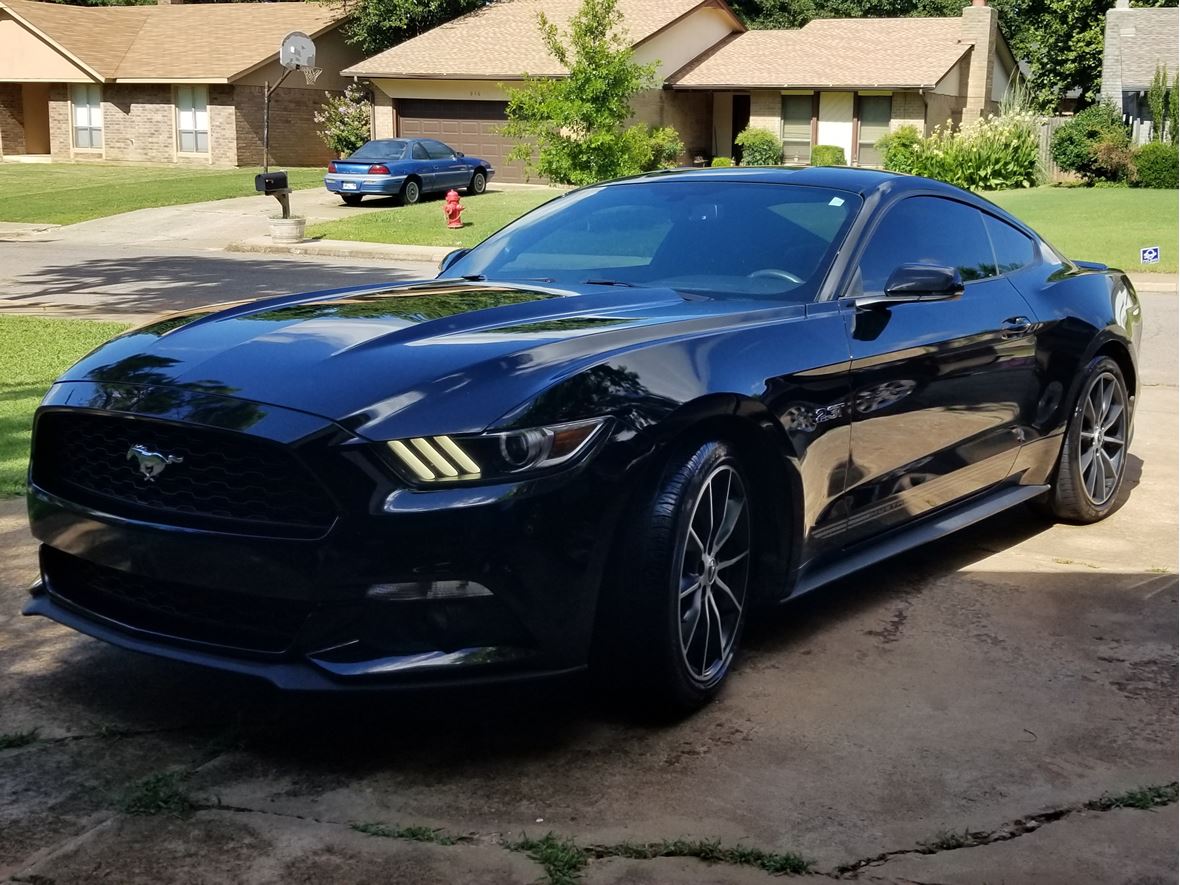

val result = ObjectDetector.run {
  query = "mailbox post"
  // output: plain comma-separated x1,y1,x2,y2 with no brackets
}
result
255,171,291,219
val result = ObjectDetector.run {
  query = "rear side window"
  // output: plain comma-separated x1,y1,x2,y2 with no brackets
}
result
858,196,997,293
412,143,429,160
983,214,1036,274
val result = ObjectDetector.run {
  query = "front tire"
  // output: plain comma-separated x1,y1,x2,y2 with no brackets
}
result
468,170,487,195
1040,356,1131,523
596,440,753,715
401,179,421,206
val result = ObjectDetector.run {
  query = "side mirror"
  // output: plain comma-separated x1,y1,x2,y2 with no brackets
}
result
855,264,964,308
455,151,465,158
439,248,469,273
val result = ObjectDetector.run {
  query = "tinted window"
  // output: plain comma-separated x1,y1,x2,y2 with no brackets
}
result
448,182,861,302
857,196,997,294
983,214,1036,274
423,140,455,159
350,139,407,160
412,143,429,160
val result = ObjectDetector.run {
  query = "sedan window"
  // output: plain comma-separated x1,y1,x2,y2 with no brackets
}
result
448,181,861,302
412,143,429,160
350,139,408,160
983,214,1037,274
857,196,998,294
423,140,456,160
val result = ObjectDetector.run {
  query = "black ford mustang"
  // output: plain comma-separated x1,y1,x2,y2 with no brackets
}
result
25,167,1141,712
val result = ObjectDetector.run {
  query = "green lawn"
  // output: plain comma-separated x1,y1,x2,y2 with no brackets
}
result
986,187,1178,273
306,188,564,249
0,316,128,496
0,164,324,226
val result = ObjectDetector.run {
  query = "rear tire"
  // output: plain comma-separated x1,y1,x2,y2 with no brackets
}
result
340,194,363,206
468,170,487,195
594,439,753,717
401,179,421,206
1038,356,1130,523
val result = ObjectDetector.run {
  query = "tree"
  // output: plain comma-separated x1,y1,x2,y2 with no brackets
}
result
500,0,682,185
330,0,483,56
1146,63,1169,141
1171,74,1179,146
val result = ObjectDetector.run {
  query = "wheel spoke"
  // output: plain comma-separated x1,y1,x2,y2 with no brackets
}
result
708,591,726,653
712,496,745,555
717,549,749,571
687,527,705,554
700,589,713,675
1084,452,1101,499
713,575,743,614
682,599,703,651
1079,439,1097,472
1098,449,1117,498
1102,399,1124,431
1083,395,1098,430
680,576,702,600
1099,377,1114,418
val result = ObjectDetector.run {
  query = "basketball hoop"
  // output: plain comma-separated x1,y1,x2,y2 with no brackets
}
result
262,32,320,173
301,66,322,86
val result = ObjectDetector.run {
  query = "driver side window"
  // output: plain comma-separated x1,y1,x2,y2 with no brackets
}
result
856,197,998,295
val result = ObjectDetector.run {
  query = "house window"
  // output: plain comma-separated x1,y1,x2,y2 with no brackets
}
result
71,84,102,150
856,94,892,166
176,85,209,153
781,93,812,163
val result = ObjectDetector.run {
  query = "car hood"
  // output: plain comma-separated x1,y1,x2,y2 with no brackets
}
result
59,280,781,439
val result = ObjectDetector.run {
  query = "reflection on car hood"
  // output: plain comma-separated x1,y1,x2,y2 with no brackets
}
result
58,280,777,438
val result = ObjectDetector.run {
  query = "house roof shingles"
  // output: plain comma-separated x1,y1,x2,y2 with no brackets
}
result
669,17,971,89
1104,6,1178,91
0,0,346,82
342,0,720,79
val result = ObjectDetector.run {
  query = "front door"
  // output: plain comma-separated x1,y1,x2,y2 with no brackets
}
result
836,195,1042,545
731,94,750,163
817,92,854,162
21,84,50,154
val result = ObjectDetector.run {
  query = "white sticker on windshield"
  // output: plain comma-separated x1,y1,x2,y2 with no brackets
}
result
829,197,845,207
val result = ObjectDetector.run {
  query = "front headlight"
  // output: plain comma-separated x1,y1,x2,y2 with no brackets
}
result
384,417,608,484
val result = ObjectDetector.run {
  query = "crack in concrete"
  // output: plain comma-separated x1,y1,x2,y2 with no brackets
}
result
832,795,1177,878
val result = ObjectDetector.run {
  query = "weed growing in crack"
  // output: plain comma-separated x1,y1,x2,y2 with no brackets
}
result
920,829,974,851
0,729,40,750
508,833,588,885
351,821,460,845
116,770,197,817
1087,782,1179,811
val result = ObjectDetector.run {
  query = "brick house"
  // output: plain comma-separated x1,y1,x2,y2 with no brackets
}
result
0,0,360,166
1100,0,1178,144
343,0,1017,180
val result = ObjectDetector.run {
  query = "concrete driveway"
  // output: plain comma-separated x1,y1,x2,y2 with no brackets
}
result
0,312,1176,881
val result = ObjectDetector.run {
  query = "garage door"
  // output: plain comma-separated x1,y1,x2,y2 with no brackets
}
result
397,99,529,183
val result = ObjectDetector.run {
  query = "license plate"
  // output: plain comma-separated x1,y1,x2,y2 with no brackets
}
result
341,181,359,190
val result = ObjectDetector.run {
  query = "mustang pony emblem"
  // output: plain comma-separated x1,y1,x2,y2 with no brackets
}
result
126,444,183,481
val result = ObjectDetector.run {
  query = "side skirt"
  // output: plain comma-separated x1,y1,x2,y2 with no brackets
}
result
791,482,1050,599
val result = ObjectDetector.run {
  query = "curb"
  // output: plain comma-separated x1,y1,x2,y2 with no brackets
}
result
226,237,451,265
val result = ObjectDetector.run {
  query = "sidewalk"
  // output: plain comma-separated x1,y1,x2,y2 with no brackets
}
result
228,236,451,265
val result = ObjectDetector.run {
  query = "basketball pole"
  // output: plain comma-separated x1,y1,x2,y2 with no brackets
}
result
262,67,293,175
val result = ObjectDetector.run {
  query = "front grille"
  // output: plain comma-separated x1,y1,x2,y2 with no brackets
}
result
42,546,312,654
32,411,336,536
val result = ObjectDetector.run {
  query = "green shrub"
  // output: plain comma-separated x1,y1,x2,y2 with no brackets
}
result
1051,102,1131,181
906,111,1041,190
876,125,922,174
1133,142,1179,188
1092,134,1136,183
645,126,684,170
710,156,734,167
811,144,846,166
734,127,783,166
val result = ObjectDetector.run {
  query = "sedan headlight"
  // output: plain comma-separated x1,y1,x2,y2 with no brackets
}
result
385,417,608,484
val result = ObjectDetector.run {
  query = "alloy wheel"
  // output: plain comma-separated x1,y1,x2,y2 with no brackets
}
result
1078,370,1127,506
678,464,751,682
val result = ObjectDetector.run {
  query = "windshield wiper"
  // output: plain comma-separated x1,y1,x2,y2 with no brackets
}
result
582,278,636,288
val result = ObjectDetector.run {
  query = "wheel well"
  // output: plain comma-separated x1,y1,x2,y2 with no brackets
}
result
661,415,800,605
473,166,488,178
402,175,421,189
1095,340,1136,397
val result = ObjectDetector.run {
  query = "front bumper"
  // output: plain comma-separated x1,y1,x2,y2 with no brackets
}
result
324,173,406,196
24,383,629,690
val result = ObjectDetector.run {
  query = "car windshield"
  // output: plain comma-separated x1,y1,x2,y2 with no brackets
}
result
350,140,408,160
448,180,861,301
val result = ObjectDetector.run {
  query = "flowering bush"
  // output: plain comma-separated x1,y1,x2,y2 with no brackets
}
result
315,84,372,158
878,110,1042,190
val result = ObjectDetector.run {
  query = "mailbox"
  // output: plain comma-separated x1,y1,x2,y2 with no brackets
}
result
255,171,289,194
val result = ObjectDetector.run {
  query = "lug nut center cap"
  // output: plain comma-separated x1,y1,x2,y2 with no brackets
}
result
703,556,719,585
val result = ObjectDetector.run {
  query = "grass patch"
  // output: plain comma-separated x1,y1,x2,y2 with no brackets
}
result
0,728,40,749
507,833,588,885
0,164,324,225
0,316,128,497
116,770,197,817
306,188,563,249
506,833,812,882
1087,782,1179,810
351,821,460,846
986,187,1178,273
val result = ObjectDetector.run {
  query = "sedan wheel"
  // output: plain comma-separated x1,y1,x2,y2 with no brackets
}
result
469,171,487,195
401,180,421,205
1039,356,1131,523
595,439,753,715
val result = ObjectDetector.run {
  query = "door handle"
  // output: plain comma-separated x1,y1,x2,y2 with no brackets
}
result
1000,316,1033,338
